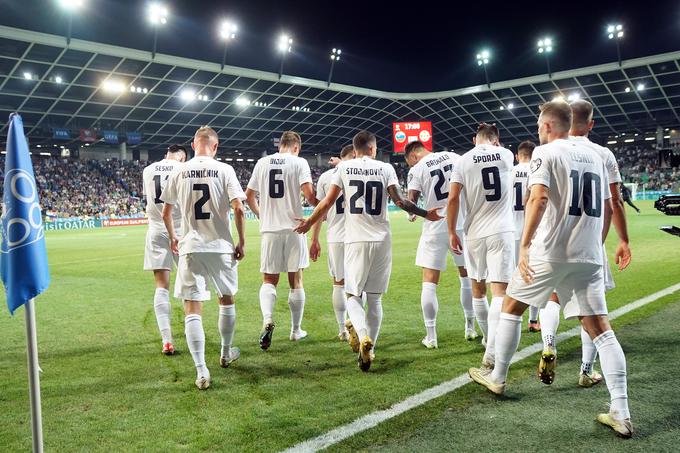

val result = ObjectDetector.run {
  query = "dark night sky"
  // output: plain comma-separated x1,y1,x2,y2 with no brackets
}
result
1,0,679,92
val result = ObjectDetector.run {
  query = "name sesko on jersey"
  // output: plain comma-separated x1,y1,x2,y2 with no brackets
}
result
142,158,183,232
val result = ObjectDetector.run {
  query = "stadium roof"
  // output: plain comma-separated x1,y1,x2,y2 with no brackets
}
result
1,25,679,156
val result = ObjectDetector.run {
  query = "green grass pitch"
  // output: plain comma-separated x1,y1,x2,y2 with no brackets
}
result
0,200,679,451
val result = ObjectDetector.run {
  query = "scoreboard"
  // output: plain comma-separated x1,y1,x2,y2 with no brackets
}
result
392,121,433,153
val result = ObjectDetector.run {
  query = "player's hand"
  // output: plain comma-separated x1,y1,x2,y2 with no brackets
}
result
329,157,341,167
233,242,245,261
293,217,311,234
408,213,417,222
310,240,321,262
614,241,631,271
518,245,535,283
425,208,443,222
449,232,463,255
169,236,179,255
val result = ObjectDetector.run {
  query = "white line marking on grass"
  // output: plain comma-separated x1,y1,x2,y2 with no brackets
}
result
284,282,680,453
55,253,144,266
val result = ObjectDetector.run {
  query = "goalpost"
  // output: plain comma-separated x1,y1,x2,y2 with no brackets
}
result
625,182,638,200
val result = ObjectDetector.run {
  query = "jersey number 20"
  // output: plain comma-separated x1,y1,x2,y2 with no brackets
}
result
349,180,383,215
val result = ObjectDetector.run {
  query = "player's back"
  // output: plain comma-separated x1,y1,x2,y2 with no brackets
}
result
143,159,182,231
317,167,345,243
334,157,398,243
569,135,622,185
529,138,609,265
409,151,465,235
248,152,312,233
165,156,243,254
512,162,530,239
453,144,515,240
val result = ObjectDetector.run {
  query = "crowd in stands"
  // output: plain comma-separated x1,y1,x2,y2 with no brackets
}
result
2,144,674,220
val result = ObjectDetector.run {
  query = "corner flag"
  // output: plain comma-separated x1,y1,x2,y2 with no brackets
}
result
1,113,50,314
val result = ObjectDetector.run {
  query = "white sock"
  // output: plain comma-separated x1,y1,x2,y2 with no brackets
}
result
540,301,560,350
421,282,438,341
288,288,305,332
482,296,503,365
459,277,474,330
472,297,489,339
332,285,347,333
490,313,522,384
580,327,598,374
365,293,383,346
593,330,630,419
259,283,277,325
528,305,540,323
153,288,172,344
218,304,236,358
185,314,207,376
346,295,367,338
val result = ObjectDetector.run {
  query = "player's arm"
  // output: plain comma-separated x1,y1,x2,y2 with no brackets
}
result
244,188,260,218
407,189,421,222
301,182,319,207
161,203,179,255
608,182,631,270
309,218,323,262
232,198,246,261
387,184,441,220
518,183,550,283
446,182,463,255
294,185,340,234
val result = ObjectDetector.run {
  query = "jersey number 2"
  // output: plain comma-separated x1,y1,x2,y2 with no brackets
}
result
193,184,211,220
430,164,453,201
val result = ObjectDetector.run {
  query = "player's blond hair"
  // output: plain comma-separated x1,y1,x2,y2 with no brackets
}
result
539,101,572,133
194,126,219,144
340,144,355,159
280,131,302,150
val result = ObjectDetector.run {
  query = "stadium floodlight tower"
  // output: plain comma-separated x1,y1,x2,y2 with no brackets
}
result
476,49,491,87
277,34,293,79
148,2,168,59
607,23,624,66
57,0,84,46
537,37,554,77
219,20,237,70
327,48,341,86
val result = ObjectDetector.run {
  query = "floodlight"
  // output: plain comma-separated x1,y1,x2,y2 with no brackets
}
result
220,21,237,40
331,48,342,61
23,72,33,80
148,2,168,25
607,24,623,40
537,37,553,54
235,97,250,107
637,83,645,91
180,89,196,101
278,34,293,53
507,102,514,109
101,79,125,94
624,87,631,93
58,0,84,10
567,93,580,101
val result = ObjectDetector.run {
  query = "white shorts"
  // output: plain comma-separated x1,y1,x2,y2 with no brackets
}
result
507,260,607,320
464,232,515,283
344,240,392,296
327,242,344,281
143,229,177,271
415,230,466,271
603,244,615,292
174,253,238,301
260,231,310,274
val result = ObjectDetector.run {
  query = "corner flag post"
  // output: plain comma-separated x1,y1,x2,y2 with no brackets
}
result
1,113,51,453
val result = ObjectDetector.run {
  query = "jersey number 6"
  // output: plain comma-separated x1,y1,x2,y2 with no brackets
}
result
269,169,285,198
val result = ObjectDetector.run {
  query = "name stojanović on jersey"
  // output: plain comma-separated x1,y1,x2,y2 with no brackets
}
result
161,156,245,255
247,152,312,233
142,158,183,232
408,151,466,235
450,144,515,240
331,156,399,244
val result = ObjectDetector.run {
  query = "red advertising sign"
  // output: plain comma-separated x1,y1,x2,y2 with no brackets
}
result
392,121,433,153
79,128,97,143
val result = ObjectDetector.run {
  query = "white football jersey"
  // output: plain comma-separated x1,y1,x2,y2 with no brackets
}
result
569,136,622,184
142,159,183,231
450,144,515,240
512,162,530,240
161,156,245,255
528,138,611,265
331,157,399,243
247,152,313,233
408,151,466,235
317,168,345,243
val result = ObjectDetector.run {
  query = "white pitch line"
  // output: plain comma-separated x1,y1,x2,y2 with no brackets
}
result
54,253,144,266
283,282,680,453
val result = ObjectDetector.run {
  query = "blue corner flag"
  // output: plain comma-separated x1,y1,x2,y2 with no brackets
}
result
1,114,50,315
